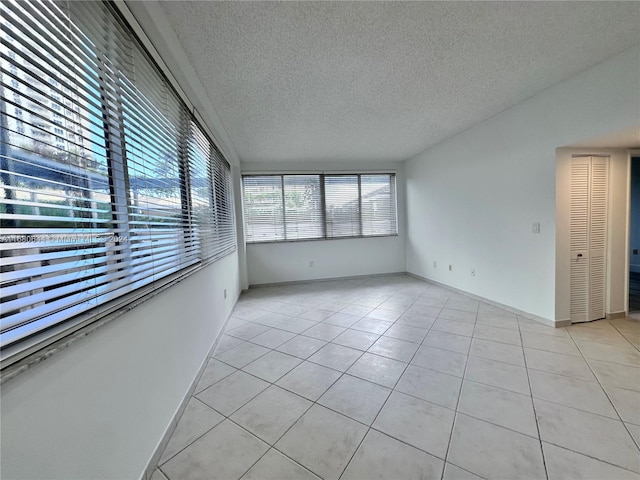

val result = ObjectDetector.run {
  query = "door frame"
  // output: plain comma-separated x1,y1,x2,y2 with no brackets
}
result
625,149,640,315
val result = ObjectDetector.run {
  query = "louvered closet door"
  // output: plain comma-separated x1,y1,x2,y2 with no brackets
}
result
588,157,609,320
569,156,609,323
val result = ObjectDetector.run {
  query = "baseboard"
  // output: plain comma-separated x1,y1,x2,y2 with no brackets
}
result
141,291,241,480
406,272,558,328
554,319,572,327
248,271,407,289
607,311,627,320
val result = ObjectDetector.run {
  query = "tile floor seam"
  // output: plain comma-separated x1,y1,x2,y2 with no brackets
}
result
570,327,640,458
609,321,640,352
156,399,224,469
336,311,435,480
226,399,315,453
540,439,640,475
265,446,325,479
519,343,582,358
518,316,550,480
530,392,625,422
571,339,640,369
405,360,467,382
466,351,526,369
522,363,598,384
440,312,474,480
195,369,272,417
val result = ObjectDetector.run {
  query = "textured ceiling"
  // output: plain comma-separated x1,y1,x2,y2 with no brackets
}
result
159,1,640,162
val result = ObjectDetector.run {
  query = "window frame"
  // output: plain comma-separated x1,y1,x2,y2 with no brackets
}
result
0,0,237,371
242,172,398,244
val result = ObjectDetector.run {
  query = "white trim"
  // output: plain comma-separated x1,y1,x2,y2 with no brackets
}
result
626,150,640,314
241,169,399,175
248,271,407,288
406,272,560,328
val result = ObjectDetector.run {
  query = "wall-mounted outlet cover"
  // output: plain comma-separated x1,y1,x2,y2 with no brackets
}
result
448,265,452,271
471,269,475,277
309,260,314,267
433,261,437,268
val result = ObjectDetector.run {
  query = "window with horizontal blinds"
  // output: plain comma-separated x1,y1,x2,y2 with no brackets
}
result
0,0,236,359
284,175,323,240
324,175,361,238
213,146,236,258
242,175,285,242
242,173,397,243
242,174,324,243
361,174,397,236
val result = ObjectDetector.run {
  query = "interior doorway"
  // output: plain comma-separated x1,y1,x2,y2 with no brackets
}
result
629,156,640,313
569,155,609,323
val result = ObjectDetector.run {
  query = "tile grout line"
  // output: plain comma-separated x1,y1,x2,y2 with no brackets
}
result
566,327,640,454
335,288,447,480
157,276,640,479
517,317,550,480
439,303,478,480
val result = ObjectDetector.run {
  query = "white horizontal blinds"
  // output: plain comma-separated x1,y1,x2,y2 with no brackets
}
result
283,175,323,240
361,174,397,236
112,11,195,283
243,176,284,242
0,1,117,345
212,148,236,257
324,175,361,238
0,0,236,351
242,173,399,243
188,119,215,261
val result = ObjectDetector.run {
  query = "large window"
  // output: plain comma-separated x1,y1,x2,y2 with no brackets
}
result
0,0,236,361
243,173,397,243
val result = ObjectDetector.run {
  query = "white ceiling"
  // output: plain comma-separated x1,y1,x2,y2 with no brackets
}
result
159,1,640,163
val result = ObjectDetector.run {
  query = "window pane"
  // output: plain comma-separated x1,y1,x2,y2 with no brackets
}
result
1,0,115,343
0,0,236,357
324,175,360,238
284,175,323,240
213,148,236,257
243,176,284,242
188,119,215,262
361,174,397,236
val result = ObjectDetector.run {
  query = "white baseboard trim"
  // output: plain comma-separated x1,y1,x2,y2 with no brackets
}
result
141,291,241,480
248,271,407,289
406,272,559,328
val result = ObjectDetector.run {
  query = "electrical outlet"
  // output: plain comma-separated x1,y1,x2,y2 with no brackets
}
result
223,288,227,299
309,260,314,267
448,264,452,271
532,222,540,234
433,261,437,268
471,269,475,277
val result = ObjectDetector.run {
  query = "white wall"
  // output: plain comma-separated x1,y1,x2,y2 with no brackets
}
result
0,253,240,479
241,160,406,286
556,149,630,321
1,3,244,479
405,45,640,322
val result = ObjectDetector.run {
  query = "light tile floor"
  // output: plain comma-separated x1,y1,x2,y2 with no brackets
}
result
152,275,640,480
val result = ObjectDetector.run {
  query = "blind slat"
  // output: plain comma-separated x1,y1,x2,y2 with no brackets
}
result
0,0,236,356
242,173,397,243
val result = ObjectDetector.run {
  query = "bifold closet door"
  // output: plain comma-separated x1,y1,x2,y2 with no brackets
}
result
569,156,609,323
